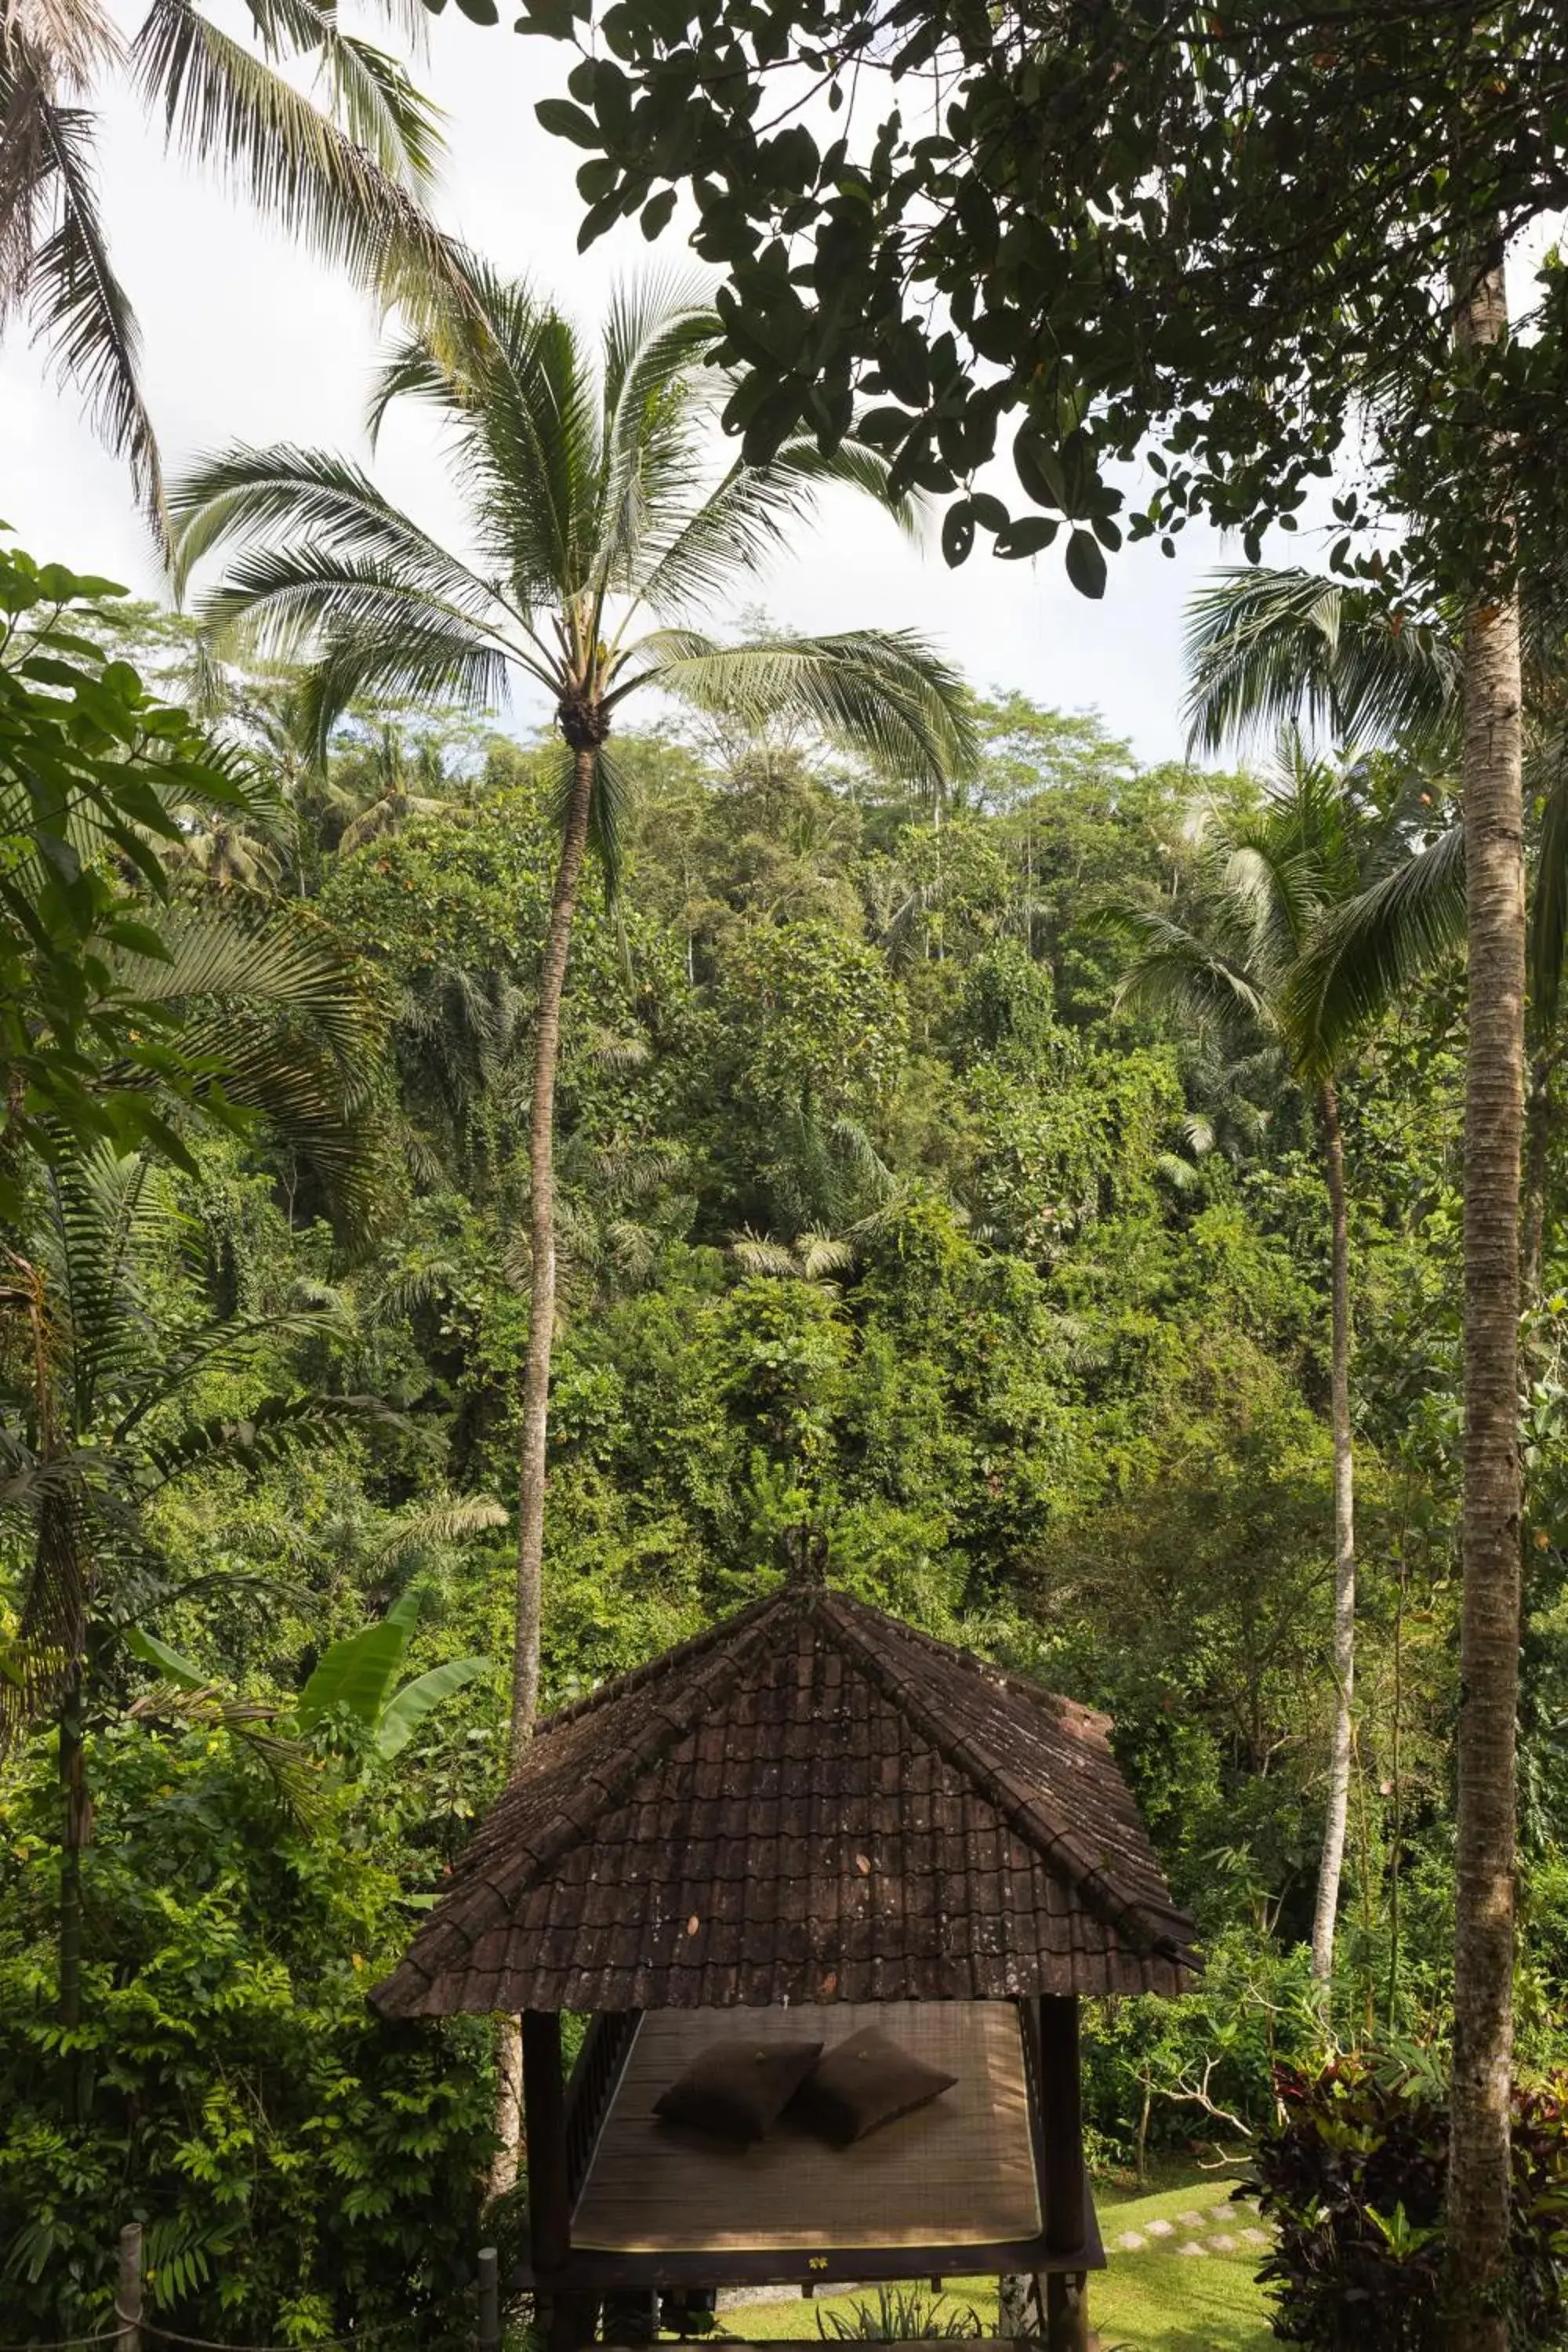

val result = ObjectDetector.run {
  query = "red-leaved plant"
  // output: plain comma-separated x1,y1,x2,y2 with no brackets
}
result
1241,2051,1568,2348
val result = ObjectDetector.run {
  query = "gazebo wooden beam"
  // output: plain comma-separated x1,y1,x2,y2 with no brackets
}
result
523,2009,571,2272
1037,1995,1090,2352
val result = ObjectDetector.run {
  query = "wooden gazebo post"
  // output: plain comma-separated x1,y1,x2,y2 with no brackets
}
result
523,2009,599,2352
1037,1995,1089,2352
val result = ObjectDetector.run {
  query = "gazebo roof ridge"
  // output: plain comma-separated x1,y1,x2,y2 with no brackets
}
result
535,1584,800,1741
815,1595,1177,1964
844,1597,1115,1741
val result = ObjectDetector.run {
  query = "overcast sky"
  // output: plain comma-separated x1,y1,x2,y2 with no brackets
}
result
4,7,1276,759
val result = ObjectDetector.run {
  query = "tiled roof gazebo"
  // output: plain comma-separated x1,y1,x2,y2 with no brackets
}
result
372,1581,1197,2352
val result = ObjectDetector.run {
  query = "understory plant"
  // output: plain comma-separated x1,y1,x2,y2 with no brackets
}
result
0,1719,495,2342
1243,2053,1568,2349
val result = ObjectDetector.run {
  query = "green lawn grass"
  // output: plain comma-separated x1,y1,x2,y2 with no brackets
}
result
717,2164,1275,2352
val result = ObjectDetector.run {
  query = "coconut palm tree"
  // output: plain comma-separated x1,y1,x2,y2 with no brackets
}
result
169,257,976,1777
1185,562,1568,1295
0,0,454,535
1108,742,1463,1987
172,263,975,2192
330,720,473,854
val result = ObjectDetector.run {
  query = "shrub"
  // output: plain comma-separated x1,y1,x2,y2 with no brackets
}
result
1081,1926,1320,2173
0,1721,496,2344
1243,2051,1568,2349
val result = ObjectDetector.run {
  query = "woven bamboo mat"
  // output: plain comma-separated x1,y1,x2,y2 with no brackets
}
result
571,1999,1041,2253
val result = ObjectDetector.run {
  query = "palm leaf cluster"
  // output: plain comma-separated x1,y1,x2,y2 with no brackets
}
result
0,1143,385,1750
169,255,977,815
0,0,454,535
1183,567,1460,759
1109,741,1465,1084
1183,561,1568,1055
107,905,383,1231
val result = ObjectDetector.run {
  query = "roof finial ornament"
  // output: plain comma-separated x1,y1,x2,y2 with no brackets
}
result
787,1518,829,1589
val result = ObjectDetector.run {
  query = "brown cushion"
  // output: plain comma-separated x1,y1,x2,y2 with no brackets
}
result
788,2027,957,2147
653,2037,824,2143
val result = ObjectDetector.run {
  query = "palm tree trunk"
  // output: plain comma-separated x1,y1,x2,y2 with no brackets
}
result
489,739,597,2201
511,739,596,1758
1310,1076,1355,1987
1445,241,1526,2352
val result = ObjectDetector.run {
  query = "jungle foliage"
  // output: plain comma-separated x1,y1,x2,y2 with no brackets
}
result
2,577,1566,2339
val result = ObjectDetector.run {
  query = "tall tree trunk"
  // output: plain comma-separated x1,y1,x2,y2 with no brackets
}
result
510,739,597,1759
489,738,597,2202
1310,1076,1355,1985
1445,245,1526,2352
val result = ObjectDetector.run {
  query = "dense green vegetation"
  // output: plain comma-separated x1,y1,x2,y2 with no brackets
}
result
3,561,1565,2336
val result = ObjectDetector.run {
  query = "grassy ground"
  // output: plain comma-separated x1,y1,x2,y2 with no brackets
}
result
717,2163,1276,2352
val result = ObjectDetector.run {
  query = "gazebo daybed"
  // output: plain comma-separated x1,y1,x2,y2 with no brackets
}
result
372,1581,1196,2352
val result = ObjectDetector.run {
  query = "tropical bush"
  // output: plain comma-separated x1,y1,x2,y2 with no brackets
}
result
0,1719,495,2341
1243,2053,1568,2349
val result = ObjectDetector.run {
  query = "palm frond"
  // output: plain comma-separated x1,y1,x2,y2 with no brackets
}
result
140,1390,403,1491
1154,1149,1205,1192
39,1148,171,1425
1107,906,1273,1043
1183,566,1459,757
24,86,165,534
169,442,495,611
628,434,917,626
769,433,924,539
297,603,510,759
364,254,604,608
132,0,458,306
463,288,602,601
371,1258,459,1320
0,48,54,318
594,275,718,589
826,1114,894,1200
797,1229,855,1278
370,1492,507,1566
364,326,463,445
107,909,382,1230
111,1304,352,1442
4,0,120,90
627,629,976,790
240,0,445,187
728,1228,802,1277
110,906,370,1069
178,530,513,753
1284,822,1467,1067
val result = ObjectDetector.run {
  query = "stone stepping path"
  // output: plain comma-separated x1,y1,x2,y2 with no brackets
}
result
1112,2194,1272,2259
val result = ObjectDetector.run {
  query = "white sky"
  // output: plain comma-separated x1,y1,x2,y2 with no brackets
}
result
4,9,1280,760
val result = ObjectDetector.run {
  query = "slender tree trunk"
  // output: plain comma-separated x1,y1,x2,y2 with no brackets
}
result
488,2016,524,2203
489,736,598,2202
1445,244,1526,2352
511,738,597,1755
1310,1076,1355,1986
